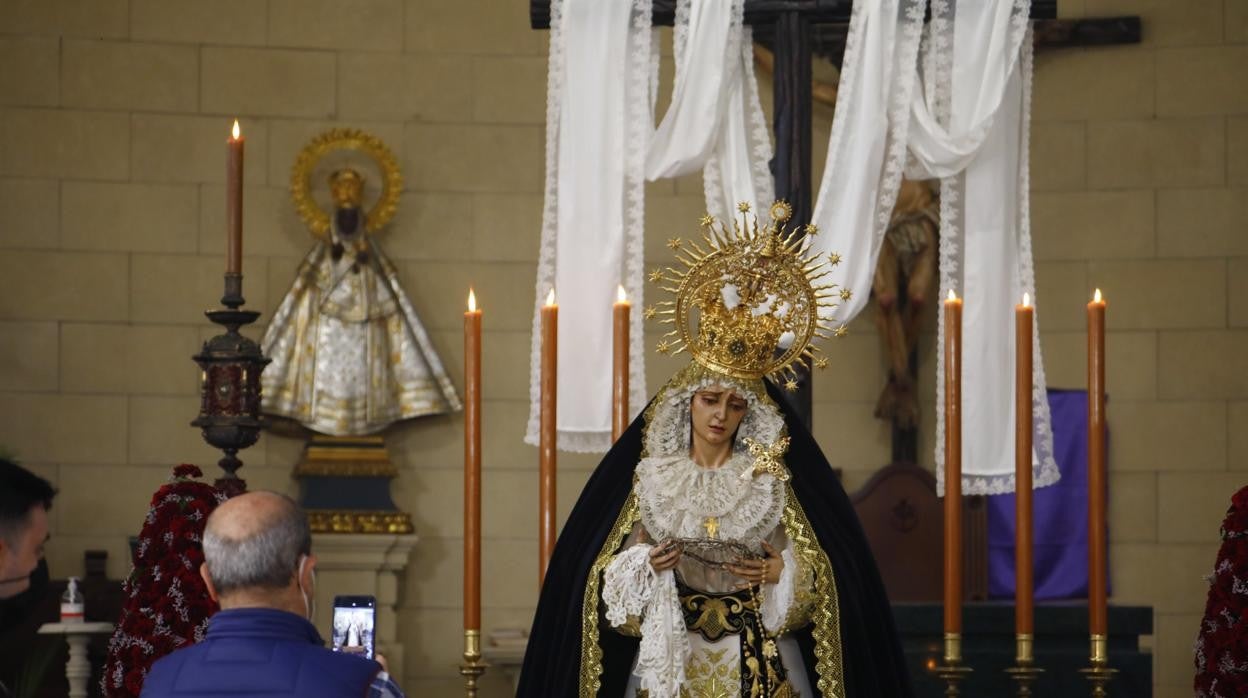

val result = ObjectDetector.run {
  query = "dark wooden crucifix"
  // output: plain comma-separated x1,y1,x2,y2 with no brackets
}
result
530,0,1139,440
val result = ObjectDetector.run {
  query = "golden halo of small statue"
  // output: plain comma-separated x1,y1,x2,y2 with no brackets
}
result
290,127,402,240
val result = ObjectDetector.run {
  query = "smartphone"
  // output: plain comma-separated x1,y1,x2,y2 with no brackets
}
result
331,595,377,660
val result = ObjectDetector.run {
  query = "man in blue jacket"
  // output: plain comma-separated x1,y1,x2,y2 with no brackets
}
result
142,491,405,698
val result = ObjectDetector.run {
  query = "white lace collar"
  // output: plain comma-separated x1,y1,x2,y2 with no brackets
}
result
635,453,784,544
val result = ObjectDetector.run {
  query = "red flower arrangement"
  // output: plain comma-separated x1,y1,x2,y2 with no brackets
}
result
1194,485,1248,698
101,464,229,697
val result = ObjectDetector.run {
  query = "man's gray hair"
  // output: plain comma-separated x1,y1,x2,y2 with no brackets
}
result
202,493,312,595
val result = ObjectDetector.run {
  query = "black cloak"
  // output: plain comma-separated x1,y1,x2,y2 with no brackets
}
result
517,377,914,697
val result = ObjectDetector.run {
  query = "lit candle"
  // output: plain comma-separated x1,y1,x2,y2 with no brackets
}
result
943,289,964,660
1087,289,1108,645
463,289,482,633
1015,292,1035,660
226,119,244,276
539,288,558,586
612,285,630,442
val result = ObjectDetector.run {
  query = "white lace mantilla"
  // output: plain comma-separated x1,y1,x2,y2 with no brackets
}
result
636,454,784,544
642,372,786,463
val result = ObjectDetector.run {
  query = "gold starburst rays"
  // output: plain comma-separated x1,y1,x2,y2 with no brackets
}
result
645,201,846,385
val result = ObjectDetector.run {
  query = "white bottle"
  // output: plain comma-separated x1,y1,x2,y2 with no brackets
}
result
60,576,84,623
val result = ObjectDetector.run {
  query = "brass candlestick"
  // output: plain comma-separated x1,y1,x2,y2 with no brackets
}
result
1004,633,1043,697
459,629,487,697
1078,633,1117,698
931,632,972,697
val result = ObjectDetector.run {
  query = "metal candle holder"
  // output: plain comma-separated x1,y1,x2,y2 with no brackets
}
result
1004,633,1043,697
931,632,972,697
191,273,270,494
459,629,487,697
1078,634,1117,698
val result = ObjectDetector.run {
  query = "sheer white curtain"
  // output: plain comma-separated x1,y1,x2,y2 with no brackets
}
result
526,0,771,451
807,0,1056,493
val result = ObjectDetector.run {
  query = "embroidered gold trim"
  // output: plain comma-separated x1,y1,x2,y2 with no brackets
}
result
580,492,641,696
305,509,413,534
781,484,845,697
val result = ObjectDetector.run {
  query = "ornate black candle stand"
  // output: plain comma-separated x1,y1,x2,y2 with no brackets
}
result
192,273,270,494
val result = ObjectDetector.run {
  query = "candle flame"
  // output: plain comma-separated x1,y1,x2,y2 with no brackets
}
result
946,289,957,302
617,285,627,303
467,288,477,312
545,289,556,307
231,119,240,139
1022,292,1031,308
1093,288,1103,303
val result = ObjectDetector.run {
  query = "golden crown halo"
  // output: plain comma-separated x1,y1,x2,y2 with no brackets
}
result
648,200,847,390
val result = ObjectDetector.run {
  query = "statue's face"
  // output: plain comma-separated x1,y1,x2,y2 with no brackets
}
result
330,172,364,209
689,386,748,449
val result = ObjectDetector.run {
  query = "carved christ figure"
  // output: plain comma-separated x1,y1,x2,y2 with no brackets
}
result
262,156,460,436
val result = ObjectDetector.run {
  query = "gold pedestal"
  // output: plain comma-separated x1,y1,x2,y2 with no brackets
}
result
295,434,397,478
1078,634,1117,698
459,629,488,697
931,633,972,697
296,434,414,534
1004,633,1043,697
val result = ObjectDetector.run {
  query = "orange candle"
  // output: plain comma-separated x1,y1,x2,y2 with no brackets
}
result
1016,293,1035,647
463,289,482,631
612,285,630,441
539,289,558,586
226,120,244,276
1087,289,1108,638
943,290,963,645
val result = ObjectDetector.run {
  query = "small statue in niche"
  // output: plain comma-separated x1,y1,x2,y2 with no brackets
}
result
262,128,461,438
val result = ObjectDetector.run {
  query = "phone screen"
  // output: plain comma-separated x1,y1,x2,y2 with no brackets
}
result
331,595,377,660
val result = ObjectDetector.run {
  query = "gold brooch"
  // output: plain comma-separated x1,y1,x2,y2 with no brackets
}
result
740,436,791,481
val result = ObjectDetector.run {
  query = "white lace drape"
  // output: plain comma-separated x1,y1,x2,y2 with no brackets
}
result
603,543,689,697
805,0,1056,494
526,0,772,451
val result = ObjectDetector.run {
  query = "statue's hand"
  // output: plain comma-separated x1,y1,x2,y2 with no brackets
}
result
726,541,783,589
649,540,682,572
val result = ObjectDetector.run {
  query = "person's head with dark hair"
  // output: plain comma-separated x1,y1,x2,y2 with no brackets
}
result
0,459,56,599
200,491,316,618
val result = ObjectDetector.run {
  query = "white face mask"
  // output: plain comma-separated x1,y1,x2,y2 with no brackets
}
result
296,554,316,622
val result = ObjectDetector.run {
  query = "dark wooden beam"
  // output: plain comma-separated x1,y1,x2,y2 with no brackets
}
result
755,15,1141,70
770,10,815,427
531,0,1059,31
1034,16,1141,49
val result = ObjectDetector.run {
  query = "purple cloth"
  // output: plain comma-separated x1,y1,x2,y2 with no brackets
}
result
987,389,1110,600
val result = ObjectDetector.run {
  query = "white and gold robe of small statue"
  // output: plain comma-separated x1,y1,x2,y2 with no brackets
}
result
261,235,460,436
602,453,815,698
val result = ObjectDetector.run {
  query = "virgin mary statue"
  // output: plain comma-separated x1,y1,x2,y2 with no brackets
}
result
518,203,913,697
262,129,460,436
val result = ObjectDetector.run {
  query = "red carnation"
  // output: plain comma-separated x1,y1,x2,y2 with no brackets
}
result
1195,486,1248,697
102,465,226,698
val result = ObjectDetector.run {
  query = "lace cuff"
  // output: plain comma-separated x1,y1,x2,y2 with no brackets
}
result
603,544,658,626
602,545,689,696
761,546,798,634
